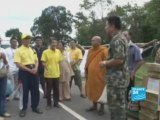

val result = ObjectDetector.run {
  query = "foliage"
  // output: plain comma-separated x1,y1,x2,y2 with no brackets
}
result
76,0,160,45
5,28,22,45
145,0,160,39
29,0,160,45
75,0,113,45
74,12,107,45
80,0,113,20
31,6,73,44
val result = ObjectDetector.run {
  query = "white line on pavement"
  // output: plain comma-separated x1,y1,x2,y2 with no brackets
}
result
59,102,87,120
39,88,87,120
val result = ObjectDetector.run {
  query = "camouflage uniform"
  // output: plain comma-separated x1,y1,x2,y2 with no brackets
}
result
106,32,129,120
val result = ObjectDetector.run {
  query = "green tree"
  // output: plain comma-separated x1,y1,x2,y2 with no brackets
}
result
76,0,160,45
5,28,22,45
75,12,107,45
108,4,153,42
31,6,73,44
108,0,160,43
145,0,160,39
80,0,113,20
75,0,113,45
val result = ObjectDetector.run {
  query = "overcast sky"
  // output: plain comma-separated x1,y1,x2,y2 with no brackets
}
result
0,0,150,39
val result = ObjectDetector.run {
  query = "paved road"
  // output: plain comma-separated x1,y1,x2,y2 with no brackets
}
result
5,84,135,120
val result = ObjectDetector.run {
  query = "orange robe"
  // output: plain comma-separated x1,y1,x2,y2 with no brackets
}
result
85,46,108,102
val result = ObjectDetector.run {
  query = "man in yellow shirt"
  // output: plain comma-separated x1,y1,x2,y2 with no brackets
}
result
41,39,62,109
14,34,43,117
69,40,85,98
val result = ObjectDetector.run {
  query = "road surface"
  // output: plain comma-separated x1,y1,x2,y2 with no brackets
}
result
5,84,135,120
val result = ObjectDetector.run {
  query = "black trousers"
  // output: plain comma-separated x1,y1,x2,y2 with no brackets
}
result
19,70,40,110
38,72,46,94
46,78,59,106
127,77,135,102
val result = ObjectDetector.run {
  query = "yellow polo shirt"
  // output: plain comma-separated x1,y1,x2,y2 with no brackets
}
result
69,47,83,61
14,45,38,65
41,48,62,78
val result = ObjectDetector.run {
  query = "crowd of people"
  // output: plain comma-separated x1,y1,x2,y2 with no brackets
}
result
0,31,87,120
0,16,158,120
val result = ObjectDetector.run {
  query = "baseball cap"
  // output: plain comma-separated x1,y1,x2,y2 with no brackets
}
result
21,34,31,39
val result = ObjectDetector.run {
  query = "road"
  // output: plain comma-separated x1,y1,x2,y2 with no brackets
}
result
5,84,135,120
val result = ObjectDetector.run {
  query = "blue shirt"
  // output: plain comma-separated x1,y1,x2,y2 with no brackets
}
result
128,42,143,72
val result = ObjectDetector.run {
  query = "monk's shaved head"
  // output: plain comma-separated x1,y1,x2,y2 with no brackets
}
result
92,36,102,43
91,36,102,47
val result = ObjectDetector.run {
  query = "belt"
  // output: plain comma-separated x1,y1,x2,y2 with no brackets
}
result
25,64,35,69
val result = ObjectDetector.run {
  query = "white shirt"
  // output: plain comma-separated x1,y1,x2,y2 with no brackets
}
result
80,50,88,77
5,47,18,72
0,47,6,69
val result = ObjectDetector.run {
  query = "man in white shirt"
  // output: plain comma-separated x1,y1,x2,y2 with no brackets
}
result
5,37,19,99
0,36,11,120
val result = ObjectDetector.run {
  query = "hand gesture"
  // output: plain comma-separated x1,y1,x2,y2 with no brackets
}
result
130,71,135,81
0,53,6,59
99,61,106,67
31,68,38,75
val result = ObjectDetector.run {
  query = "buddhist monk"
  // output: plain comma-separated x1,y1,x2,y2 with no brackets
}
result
85,36,108,115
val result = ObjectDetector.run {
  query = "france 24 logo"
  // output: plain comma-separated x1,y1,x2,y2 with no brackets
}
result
131,86,146,101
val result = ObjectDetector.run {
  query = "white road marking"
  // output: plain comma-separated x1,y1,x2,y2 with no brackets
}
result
39,88,87,120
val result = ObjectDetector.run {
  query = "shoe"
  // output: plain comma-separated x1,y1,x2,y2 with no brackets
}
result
59,98,63,102
46,106,52,110
54,104,60,108
98,110,105,116
43,94,47,99
0,117,5,120
6,98,10,101
86,107,97,112
80,94,86,98
14,97,20,100
2,112,11,118
19,110,26,117
0,116,5,120
64,98,71,101
32,108,43,114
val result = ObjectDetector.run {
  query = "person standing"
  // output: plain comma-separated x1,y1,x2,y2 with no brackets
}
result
100,16,129,120
123,31,143,102
41,39,62,109
58,41,74,101
33,36,46,98
5,37,19,100
0,37,11,120
85,36,108,115
69,40,85,98
14,34,43,117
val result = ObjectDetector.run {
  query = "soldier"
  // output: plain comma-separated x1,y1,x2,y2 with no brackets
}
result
100,16,129,120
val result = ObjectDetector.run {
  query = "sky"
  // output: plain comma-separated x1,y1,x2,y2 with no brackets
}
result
0,0,150,39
